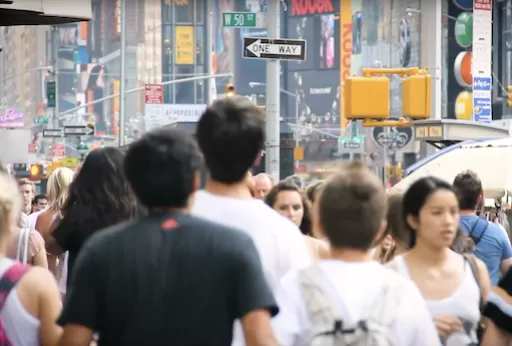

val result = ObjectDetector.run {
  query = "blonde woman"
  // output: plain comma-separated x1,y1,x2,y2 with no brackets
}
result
35,167,74,274
0,168,62,345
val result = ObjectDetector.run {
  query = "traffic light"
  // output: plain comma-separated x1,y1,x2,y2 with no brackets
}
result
225,84,235,97
28,164,43,181
508,85,512,107
344,76,390,120
343,67,431,127
402,72,432,119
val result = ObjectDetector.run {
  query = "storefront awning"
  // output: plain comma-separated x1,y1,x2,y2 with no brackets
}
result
0,0,91,25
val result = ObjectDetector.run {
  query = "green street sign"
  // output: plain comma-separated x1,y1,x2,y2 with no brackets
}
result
34,116,49,125
47,81,56,108
454,12,473,48
222,12,265,28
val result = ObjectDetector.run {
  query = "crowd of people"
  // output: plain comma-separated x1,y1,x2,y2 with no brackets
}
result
0,95,512,345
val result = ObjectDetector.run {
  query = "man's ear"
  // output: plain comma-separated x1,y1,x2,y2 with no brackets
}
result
192,170,201,192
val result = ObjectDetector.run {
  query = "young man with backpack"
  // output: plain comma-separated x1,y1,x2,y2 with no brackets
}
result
271,162,441,346
453,171,512,286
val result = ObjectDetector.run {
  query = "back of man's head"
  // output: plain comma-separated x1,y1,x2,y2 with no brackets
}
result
124,128,202,209
196,96,265,184
318,161,387,250
452,170,482,211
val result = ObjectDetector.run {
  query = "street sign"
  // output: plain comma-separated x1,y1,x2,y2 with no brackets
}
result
144,84,163,104
34,116,49,125
222,12,265,28
64,124,95,136
43,128,63,138
47,81,56,108
372,123,413,149
243,37,306,61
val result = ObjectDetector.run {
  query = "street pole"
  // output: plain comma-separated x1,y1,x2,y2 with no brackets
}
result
57,73,233,120
295,92,299,169
51,26,59,128
118,0,127,146
206,2,216,103
265,0,281,182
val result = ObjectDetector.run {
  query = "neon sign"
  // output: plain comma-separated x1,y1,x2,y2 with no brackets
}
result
0,108,24,127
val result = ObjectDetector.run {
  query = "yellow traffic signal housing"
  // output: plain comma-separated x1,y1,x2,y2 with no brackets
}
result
225,84,235,97
344,76,390,119
402,74,432,119
508,85,512,108
29,164,43,181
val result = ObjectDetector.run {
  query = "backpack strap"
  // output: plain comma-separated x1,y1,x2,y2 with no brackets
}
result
0,263,30,311
367,271,404,326
16,229,31,265
299,265,342,329
463,254,484,312
468,219,489,246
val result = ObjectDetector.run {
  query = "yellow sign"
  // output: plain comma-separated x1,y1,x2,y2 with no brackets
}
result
175,26,194,65
415,126,428,138
428,126,443,137
59,157,79,167
293,147,304,161
339,0,352,135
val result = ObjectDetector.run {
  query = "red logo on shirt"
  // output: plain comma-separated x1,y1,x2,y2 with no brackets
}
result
161,218,179,230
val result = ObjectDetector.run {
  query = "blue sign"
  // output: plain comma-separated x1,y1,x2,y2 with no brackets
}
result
473,77,492,90
472,77,492,123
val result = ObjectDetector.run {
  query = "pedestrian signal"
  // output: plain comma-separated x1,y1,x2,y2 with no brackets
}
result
344,76,390,119
402,73,432,119
226,84,235,97
508,85,512,108
29,164,43,181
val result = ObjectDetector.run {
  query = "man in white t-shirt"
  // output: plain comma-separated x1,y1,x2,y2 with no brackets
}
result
271,162,441,346
192,96,311,345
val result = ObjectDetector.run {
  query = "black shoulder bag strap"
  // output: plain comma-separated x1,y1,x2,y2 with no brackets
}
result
469,218,490,246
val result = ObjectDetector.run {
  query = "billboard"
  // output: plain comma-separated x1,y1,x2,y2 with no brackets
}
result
287,69,340,140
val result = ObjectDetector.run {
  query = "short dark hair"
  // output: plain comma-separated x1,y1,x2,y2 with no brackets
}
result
318,161,387,250
452,170,482,210
32,194,47,205
196,96,265,184
124,128,203,208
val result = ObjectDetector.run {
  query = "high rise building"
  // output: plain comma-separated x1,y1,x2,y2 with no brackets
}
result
0,26,48,123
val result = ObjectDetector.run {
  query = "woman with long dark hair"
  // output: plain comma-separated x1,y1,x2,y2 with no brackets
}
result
45,147,137,288
387,176,491,345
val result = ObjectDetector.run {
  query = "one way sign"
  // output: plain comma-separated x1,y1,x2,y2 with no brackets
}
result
243,37,306,61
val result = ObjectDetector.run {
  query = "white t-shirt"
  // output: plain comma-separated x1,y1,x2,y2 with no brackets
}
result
192,190,312,346
26,210,43,230
271,260,442,346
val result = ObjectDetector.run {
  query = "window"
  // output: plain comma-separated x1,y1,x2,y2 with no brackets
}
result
175,0,193,23
195,0,204,24
163,1,172,23
175,66,194,103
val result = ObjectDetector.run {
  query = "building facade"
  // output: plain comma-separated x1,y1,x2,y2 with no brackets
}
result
0,26,48,124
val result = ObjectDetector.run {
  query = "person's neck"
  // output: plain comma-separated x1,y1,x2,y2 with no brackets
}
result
329,247,372,262
459,209,477,216
408,241,451,266
23,206,31,215
205,180,253,200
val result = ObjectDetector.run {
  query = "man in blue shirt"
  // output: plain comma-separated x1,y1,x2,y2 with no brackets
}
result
453,171,512,285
